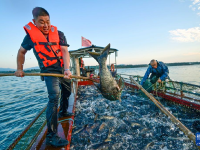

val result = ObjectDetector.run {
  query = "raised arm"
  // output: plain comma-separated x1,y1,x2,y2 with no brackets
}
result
140,66,151,86
160,62,169,81
14,46,27,77
60,45,72,79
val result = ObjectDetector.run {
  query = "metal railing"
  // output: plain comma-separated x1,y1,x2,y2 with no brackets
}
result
118,73,200,100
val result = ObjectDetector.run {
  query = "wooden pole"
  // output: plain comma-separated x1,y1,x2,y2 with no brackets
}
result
130,77,200,149
0,73,96,81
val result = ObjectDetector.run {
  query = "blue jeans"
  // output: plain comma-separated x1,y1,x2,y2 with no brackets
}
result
44,76,71,136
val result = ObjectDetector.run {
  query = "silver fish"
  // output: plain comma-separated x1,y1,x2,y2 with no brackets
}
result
131,123,141,127
104,129,112,142
140,128,150,133
88,44,123,101
99,122,107,132
73,124,88,134
88,141,110,150
144,141,154,150
101,116,115,120
92,109,99,122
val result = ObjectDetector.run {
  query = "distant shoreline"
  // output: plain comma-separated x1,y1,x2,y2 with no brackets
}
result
0,62,199,73
114,62,200,69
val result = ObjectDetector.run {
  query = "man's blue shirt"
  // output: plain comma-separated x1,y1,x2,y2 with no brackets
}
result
140,61,169,86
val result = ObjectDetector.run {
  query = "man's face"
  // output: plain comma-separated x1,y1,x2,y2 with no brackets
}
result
151,61,157,69
33,15,51,35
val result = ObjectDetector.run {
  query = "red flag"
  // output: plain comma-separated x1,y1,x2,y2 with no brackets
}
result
82,36,92,47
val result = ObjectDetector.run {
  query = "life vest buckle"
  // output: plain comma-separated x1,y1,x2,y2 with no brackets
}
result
48,42,52,46
58,56,62,59
56,49,61,54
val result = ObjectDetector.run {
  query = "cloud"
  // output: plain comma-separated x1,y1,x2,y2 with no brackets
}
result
169,27,200,42
193,0,200,5
190,0,200,15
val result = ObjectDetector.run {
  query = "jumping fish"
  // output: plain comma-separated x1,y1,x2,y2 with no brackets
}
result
88,44,124,101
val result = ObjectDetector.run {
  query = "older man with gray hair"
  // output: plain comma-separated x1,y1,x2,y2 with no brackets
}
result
140,59,169,86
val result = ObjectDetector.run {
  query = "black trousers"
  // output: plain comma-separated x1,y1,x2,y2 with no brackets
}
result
44,76,71,136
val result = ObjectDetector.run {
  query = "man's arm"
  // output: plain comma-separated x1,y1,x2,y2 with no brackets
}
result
160,62,169,81
60,45,72,79
140,66,151,86
14,46,27,77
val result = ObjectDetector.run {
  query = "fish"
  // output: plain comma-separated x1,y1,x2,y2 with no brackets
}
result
88,141,110,150
131,123,141,127
86,123,99,133
140,128,150,133
88,44,124,101
73,124,88,134
105,132,112,142
101,116,115,120
92,109,99,122
144,141,154,150
99,122,107,132
166,137,190,141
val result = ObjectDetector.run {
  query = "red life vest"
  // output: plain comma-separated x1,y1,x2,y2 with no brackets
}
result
80,59,84,68
24,22,64,68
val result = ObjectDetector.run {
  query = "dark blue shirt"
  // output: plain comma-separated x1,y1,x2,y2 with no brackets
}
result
140,61,169,85
21,31,69,73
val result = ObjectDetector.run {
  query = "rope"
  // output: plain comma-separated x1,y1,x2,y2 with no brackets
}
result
146,83,155,91
58,118,74,126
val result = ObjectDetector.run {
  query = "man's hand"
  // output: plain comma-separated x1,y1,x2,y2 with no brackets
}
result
14,70,24,77
64,70,72,79
157,78,162,83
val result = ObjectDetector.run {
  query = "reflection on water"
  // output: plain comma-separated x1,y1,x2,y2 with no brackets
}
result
71,86,200,150
117,65,200,85
0,76,47,150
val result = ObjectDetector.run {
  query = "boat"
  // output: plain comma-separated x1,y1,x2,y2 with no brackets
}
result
6,45,200,149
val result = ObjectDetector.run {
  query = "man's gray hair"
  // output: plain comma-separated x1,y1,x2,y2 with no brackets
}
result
150,59,156,64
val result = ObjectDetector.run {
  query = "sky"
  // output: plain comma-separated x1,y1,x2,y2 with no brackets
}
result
0,0,200,69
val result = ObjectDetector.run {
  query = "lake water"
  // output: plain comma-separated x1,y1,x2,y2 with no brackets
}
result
117,65,200,85
0,65,199,149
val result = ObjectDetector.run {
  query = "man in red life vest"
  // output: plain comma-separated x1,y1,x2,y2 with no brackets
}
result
14,7,73,147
